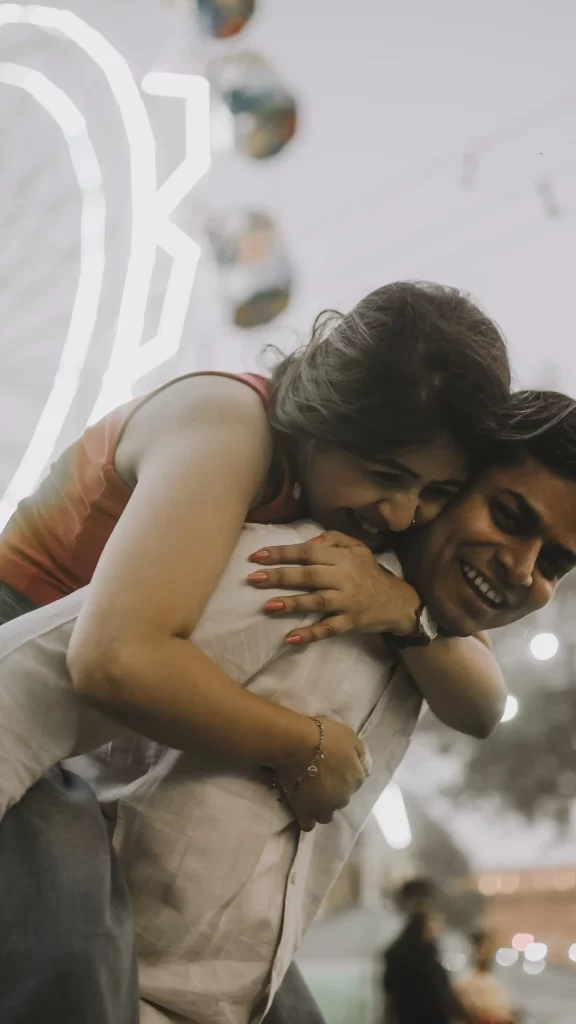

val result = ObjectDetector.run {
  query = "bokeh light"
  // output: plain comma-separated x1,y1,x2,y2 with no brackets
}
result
500,873,520,893
529,632,559,661
553,871,576,891
444,953,466,972
496,948,519,967
523,960,546,975
372,783,412,849
501,695,519,722
524,942,548,962
512,933,534,952
478,875,501,895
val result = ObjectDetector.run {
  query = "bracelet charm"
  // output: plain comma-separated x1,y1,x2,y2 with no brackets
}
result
295,717,324,790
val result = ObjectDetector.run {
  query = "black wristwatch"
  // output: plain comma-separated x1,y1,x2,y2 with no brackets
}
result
381,604,438,649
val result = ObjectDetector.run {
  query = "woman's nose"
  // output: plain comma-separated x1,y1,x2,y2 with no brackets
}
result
378,495,419,533
413,502,443,527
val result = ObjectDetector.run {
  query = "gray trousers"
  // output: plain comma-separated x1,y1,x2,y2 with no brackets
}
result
0,766,139,1023
0,581,325,1024
0,582,138,1023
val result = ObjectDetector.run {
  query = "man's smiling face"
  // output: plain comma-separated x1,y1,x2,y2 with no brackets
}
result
402,455,576,636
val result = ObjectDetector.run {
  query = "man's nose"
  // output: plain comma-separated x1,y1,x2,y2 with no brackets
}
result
377,494,419,533
499,540,540,587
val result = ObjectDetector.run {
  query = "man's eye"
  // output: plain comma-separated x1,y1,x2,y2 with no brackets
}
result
370,471,403,486
538,554,565,581
538,557,558,580
492,502,519,532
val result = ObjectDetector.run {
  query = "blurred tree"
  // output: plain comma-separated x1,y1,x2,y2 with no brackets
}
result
452,685,576,827
416,569,576,827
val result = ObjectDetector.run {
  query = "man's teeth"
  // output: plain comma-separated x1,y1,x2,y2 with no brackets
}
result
461,562,503,606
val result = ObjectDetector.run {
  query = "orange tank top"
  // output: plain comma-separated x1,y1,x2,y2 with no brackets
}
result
0,372,301,606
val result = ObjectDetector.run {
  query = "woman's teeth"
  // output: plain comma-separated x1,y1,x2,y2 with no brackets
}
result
353,512,383,536
461,562,503,607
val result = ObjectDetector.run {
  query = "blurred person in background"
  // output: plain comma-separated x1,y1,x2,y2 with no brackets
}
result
382,878,468,1024
0,281,521,1022
454,930,516,1024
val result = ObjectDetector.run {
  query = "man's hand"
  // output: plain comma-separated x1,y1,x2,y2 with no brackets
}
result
247,531,421,644
273,717,370,831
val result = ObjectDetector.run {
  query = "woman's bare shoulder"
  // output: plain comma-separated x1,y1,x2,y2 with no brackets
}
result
116,373,272,486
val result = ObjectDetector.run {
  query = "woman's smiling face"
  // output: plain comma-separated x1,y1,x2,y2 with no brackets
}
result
301,435,469,551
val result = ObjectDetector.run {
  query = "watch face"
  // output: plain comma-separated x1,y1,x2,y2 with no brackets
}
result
421,606,438,641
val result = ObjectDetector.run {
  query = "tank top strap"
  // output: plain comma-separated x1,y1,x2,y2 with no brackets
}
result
88,371,301,522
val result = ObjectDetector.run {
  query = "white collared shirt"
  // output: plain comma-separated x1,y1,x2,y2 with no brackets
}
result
0,521,422,1024
82,522,422,1024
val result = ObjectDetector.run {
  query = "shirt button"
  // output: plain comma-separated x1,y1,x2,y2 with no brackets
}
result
290,873,298,886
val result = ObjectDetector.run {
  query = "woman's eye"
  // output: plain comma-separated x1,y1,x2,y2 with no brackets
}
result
422,486,458,501
369,470,403,486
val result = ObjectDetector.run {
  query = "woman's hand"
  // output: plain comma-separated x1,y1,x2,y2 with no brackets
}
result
247,531,421,644
272,716,370,831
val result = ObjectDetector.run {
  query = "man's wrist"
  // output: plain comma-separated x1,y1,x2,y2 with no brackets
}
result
376,568,421,635
396,590,425,636
382,603,439,648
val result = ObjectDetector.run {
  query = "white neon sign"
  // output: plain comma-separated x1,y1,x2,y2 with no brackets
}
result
130,71,210,389
0,61,105,528
0,4,211,526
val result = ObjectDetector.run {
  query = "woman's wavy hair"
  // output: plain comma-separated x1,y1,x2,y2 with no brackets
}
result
269,281,512,466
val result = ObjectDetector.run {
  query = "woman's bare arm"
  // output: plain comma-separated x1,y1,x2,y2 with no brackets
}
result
67,376,366,824
68,376,300,760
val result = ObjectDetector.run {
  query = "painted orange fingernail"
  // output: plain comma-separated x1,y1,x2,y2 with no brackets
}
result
251,550,270,561
286,635,303,645
247,572,268,582
264,600,285,611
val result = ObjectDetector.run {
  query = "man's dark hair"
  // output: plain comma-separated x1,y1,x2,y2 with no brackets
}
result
469,927,489,950
496,390,576,480
270,281,511,466
396,876,437,908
